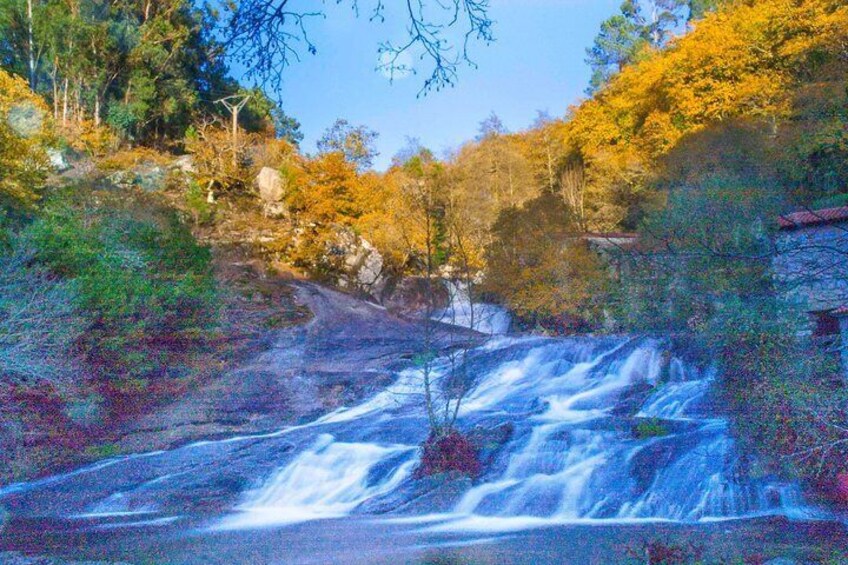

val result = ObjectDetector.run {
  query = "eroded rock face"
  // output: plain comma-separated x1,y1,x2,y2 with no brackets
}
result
171,154,195,174
105,162,165,192
331,228,386,298
255,166,286,204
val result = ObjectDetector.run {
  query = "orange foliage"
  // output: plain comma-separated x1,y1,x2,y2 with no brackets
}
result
562,0,848,229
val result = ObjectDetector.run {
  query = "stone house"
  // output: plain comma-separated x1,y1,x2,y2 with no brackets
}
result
773,206,848,333
772,206,848,373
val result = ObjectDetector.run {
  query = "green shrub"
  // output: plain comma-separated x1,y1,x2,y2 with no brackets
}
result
0,243,82,382
20,186,218,381
704,297,847,482
84,443,121,460
184,180,215,225
633,418,670,439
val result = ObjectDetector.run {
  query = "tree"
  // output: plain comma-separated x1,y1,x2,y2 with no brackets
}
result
387,148,481,449
236,86,303,145
221,0,494,94
483,192,609,332
391,136,426,167
0,68,50,207
476,111,507,141
585,0,710,93
523,111,566,195
455,127,534,216
316,119,379,171
285,151,380,277
0,0,240,144
273,108,303,146
585,2,647,93
688,0,725,22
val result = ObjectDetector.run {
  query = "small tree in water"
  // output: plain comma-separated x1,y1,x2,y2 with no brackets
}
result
396,147,485,476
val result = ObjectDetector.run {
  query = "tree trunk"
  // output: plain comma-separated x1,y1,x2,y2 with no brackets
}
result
76,82,83,124
62,78,69,127
26,0,36,89
51,67,58,120
545,136,556,192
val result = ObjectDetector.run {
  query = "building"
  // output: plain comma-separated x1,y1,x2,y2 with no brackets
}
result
773,206,848,374
773,206,848,333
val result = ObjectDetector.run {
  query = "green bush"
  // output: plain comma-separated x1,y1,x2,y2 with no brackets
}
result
704,298,846,482
84,442,121,460
616,170,848,487
20,186,218,381
184,180,216,225
633,418,670,439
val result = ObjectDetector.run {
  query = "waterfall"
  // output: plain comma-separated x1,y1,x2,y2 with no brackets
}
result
214,335,817,530
1,330,822,533
217,434,418,529
432,280,512,335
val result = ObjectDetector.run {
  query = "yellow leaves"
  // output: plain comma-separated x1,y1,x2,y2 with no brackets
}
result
0,69,52,207
556,0,842,230
639,111,683,159
0,71,48,117
184,125,258,192
295,152,367,225
780,0,848,64
97,147,171,172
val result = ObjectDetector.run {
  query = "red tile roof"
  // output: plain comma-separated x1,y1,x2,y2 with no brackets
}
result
778,206,848,230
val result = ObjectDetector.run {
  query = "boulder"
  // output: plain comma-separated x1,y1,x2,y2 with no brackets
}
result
255,166,286,203
171,154,196,174
47,148,70,172
347,237,383,288
133,162,165,191
332,228,386,297
6,101,43,137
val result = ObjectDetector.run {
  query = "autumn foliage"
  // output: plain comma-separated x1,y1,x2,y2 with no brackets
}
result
417,431,481,478
0,69,51,207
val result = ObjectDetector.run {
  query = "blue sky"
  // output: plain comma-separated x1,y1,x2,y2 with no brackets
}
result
258,0,620,170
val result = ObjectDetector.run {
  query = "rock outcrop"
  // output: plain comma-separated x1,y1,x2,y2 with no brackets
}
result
255,166,287,217
331,228,386,298
47,148,70,172
105,161,165,192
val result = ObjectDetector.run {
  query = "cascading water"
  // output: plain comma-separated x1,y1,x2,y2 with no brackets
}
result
212,334,816,530
0,320,821,534
432,281,511,335
222,434,418,529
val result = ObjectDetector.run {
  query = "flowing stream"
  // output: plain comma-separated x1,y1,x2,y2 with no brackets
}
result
216,336,815,532
0,298,824,547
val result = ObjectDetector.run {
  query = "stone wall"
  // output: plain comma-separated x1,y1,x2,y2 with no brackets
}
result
773,221,848,313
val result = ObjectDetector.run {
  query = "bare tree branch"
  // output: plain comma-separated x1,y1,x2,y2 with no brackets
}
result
221,0,493,95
